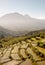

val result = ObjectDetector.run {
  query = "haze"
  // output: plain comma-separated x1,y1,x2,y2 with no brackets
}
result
0,13,45,32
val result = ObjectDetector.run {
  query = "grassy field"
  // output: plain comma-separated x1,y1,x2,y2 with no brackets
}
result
0,32,45,65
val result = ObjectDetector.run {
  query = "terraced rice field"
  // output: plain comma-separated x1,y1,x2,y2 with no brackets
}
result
0,36,45,65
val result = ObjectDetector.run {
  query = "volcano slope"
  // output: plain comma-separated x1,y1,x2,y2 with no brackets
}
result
0,31,45,65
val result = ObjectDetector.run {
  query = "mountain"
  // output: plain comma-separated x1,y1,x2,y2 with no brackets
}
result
0,12,45,36
0,26,29,37
0,26,12,38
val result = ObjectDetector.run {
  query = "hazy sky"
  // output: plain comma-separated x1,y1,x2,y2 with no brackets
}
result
0,0,45,19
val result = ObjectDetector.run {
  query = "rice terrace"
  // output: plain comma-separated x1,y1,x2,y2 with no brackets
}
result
0,30,45,65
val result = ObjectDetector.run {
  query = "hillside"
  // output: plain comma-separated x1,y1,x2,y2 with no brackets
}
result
0,31,45,65
0,26,12,38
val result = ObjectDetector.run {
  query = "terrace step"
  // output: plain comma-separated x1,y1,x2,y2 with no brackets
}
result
3,60,22,65
11,53,21,60
26,47,43,61
19,49,28,59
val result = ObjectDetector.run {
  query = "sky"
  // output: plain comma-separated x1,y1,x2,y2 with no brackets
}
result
0,0,45,19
